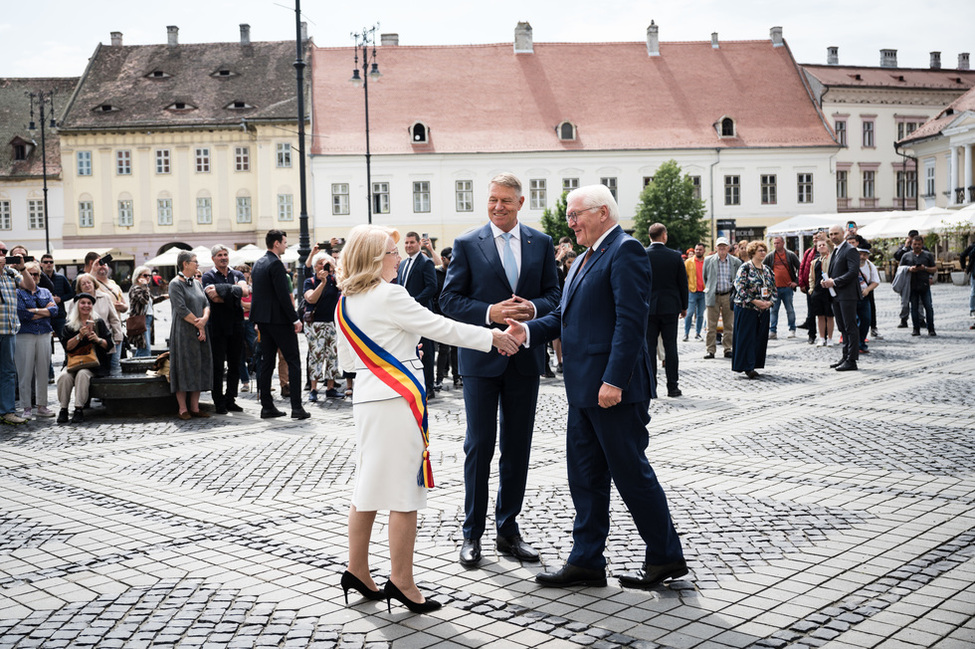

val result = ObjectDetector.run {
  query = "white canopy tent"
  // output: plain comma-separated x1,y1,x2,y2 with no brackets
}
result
856,207,959,239
767,211,899,237
144,245,215,269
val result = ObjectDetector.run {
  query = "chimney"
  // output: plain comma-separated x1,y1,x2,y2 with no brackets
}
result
880,48,897,68
240,24,250,46
930,52,941,69
381,33,399,46
301,21,308,42
827,46,839,65
110,31,123,47
514,21,533,54
770,26,783,47
960,53,971,70
167,25,179,46
711,32,719,49
646,21,659,57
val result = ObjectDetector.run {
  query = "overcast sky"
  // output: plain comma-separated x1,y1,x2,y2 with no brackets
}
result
2,0,973,78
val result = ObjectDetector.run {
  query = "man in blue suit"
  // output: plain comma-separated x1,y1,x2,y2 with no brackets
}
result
510,185,686,589
440,172,560,568
398,231,439,397
645,224,688,397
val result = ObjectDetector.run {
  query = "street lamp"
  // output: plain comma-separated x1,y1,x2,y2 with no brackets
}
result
350,25,382,224
26,90,57,254
293,0,311,281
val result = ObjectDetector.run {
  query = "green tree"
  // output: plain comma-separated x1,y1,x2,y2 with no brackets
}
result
540,190,583,252
633,160,708,251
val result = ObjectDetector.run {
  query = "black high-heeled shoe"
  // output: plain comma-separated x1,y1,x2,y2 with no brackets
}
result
341,570,385,605
383,580,442,614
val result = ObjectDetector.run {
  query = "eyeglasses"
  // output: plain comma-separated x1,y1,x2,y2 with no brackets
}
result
41,259,53,263
139,273,151,278
0,249,7,255
29,273,40,277
385,250,400,256
565,206,602,223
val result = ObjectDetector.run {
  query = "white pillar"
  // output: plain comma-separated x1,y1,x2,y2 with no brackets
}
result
951,146,961,204
966,144,974,203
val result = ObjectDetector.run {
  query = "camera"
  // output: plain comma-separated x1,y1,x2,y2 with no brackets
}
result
99,254,113,265
4,255,32,264
422,233,428,239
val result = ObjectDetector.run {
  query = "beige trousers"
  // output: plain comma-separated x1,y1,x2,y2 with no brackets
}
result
706,293,735,354
57,369,94,410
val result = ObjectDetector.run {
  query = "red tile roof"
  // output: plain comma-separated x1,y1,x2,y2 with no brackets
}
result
898,85,975,145
803,65,975,90
0,77,78,178
311,39,837,155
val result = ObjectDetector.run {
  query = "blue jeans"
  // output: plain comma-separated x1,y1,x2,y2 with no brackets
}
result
769,287,796,333
684,292,706,337
111,342,122,375
133,314,153,358
240,322,258,382
910,285,934,332
856,298,871,350
0,334,16,414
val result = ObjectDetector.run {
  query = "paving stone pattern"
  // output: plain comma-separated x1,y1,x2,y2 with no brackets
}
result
0,284,973,648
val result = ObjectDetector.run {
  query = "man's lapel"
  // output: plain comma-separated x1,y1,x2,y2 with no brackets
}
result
477,225,511,289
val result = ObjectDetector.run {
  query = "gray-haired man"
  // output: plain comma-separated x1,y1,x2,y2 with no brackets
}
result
202,245,250,414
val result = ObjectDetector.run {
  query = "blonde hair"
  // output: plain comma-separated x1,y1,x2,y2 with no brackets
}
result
75,272,99,294
23,261,41,277
338,225,400,296
66,293,100,330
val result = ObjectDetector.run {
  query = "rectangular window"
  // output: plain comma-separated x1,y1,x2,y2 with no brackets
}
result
116,150,131,175
276,142,292,168
372,182,390,214
690,176,701,200
277,194,294,221
413,181,431,213
235,146,250,172
761,174,777,205
862,171,876,198
896,170,917,199
236,197,252,223
562,178,579,193
455,180,473,212
724,175,740,205
797,173,813,204
835,120,847,147
331,183,350,215
78,201,93,228
897,122,920,140
924,161,936,196
530,179,547,210
0,200,11,230
28,199,45,230
836,171,848,199
643,176,654,187
77,151,92,176
155,199,170,226
119,200,134,227
862,121,875,148
195,148,210,173
196,197,212,224
155,149,170,174
600,177,617,200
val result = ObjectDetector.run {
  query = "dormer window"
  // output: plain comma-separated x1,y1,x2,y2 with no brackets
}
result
166,101,197,111
410,122,429,144
13,143,28,161
718,116,736,138
557,121,577,141
224,101,254,110
93,104,119,113
146,70,171,79
211,68,238,78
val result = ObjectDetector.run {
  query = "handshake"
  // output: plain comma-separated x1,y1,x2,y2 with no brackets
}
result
488,295,533,356
491,319,528,356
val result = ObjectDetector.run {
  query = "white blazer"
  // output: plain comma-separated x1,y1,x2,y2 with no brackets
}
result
337,281,493,404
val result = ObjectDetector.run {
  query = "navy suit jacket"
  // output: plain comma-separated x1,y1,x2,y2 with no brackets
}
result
528,226,655,408
828,241,861,301
646,243,689,316
441,222,560,378
249,251,297,325
399,253,437,310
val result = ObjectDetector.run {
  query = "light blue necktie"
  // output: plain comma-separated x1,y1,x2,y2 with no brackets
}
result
501,232,518,292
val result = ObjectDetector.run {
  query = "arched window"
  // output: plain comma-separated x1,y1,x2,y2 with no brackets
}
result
720,117,735,137
558,121,576,141
410,122,428,143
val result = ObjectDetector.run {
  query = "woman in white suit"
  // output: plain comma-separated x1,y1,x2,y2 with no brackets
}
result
336,224,518,614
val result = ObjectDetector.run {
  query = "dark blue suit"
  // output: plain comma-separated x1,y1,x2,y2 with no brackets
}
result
528,225,684,570
440,222,560,540
398,253,438,392
645,242,688,392
829,241,861,365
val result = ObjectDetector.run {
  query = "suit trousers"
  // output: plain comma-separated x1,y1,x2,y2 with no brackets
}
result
706,293,734,354
210,325,244,407
420,336,435,393
436,342,458,382
257,323,302,411
461,365,539,539
646,315,679,391
832,299,859,364
565,400,684,570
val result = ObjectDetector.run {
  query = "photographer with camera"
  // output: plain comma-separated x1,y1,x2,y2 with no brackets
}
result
303,251,343,401
0,242,37,425
899,235,937,337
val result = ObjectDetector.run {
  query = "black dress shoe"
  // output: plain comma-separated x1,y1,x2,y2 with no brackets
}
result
215,405,229,415
703,352,715,359
535,563,606,587
618,560,688,590
496,534,540,562
835,361,858,371
829,361,843,368
667,388,682,397
291,408,311,420
226,402,244,412
261,408,286,419
724,350,733,358
459,538,481,567
745,370,759,379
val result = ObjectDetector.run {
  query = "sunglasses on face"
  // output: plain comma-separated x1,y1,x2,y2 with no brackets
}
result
0,249,7,255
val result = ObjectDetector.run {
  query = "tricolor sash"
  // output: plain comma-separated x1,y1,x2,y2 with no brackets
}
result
336,295,434,488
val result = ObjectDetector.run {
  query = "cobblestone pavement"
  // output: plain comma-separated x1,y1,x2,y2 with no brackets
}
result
1,284,973,648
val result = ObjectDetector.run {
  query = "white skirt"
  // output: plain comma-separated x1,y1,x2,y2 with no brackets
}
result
351,397,427,512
